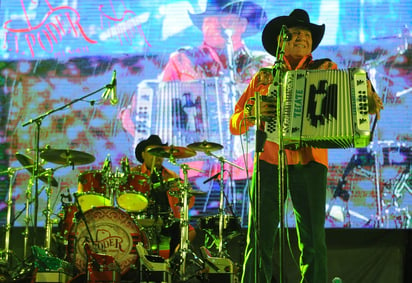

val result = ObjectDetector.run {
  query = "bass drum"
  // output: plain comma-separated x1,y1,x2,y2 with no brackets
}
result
67,206,150,275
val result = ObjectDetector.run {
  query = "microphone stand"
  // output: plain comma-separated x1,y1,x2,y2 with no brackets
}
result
252,91,263,283
272,25,289,283
20,83,113,241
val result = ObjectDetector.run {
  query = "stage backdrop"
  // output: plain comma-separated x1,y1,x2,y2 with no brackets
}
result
0,0,410,232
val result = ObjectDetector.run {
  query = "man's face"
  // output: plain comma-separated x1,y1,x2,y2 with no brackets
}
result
142,145,163,170
284,26,313,60
202,14,247,48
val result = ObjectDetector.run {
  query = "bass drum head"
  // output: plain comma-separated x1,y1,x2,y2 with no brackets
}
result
68,206,149,275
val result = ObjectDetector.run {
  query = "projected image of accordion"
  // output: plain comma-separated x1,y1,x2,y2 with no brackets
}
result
265,68,371,148
134,78,236,155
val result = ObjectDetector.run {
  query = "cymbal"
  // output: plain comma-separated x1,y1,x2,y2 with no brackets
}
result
187,141,223,152
188,189,207,196
148,146,196,159
16,153,58,187
40,149,95,165
168,189,206,198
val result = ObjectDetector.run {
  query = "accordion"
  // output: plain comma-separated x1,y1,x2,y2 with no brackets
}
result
265,68,371,148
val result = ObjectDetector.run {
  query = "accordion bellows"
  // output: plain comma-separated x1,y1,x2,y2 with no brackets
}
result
265,68,371,149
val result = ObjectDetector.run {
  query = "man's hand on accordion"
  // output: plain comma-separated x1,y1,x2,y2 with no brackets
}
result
244,95,277,122
367,80,384,120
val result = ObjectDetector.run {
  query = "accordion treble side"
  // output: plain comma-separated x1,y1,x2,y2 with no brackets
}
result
265,68,371,149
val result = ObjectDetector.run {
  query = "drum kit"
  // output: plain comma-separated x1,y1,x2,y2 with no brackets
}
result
0,140,243,282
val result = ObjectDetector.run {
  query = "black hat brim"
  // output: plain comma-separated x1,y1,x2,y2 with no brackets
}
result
262,15,325,57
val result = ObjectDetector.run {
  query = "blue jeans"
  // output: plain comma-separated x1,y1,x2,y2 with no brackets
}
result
241,160,328,283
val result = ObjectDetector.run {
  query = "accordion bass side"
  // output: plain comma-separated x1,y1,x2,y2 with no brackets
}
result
265,68,371,148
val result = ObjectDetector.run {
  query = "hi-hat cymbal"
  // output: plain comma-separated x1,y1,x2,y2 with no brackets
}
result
148,146,196,159
16,153,58,187
40,149,95,165
187,141,223,152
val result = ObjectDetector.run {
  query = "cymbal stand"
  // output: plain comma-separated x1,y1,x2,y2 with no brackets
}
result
203,150,243,256
23,176,34,259
0,168,18,263
43,168,58,250
172,162,204,281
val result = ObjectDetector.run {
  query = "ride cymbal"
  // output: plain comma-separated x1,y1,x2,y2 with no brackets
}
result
187,141,223,152
40,149,95,165
16,153,58,187
148,146,196,159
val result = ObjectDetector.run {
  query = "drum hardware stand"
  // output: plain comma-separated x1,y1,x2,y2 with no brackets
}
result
43,166,65,251
170,162,205,282
202,150,243,257
0,167,21,264
23,177,35,260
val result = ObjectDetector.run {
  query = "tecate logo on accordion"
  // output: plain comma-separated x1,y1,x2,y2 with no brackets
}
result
265,68,371,149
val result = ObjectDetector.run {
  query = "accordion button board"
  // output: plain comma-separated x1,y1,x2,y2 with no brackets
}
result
265,68,371,149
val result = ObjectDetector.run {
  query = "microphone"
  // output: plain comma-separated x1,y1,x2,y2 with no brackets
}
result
102,70,118,105
121,156,130,174
109,70,118,105
203,172,220,184
281,25,293,41
67,189,73,202
224,28,233,38
102,154,111,172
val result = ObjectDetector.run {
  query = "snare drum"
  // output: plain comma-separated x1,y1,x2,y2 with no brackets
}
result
77,170,112,212
67,206,150,275
117,172,150,212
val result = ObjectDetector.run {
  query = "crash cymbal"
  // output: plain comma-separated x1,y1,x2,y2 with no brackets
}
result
187,141,223,152
148,146,196,159
16,153,58,187
40,149,95,165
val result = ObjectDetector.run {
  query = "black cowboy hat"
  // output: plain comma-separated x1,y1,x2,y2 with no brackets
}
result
135,135,168,163
262,9,325,57
188,0,267,37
